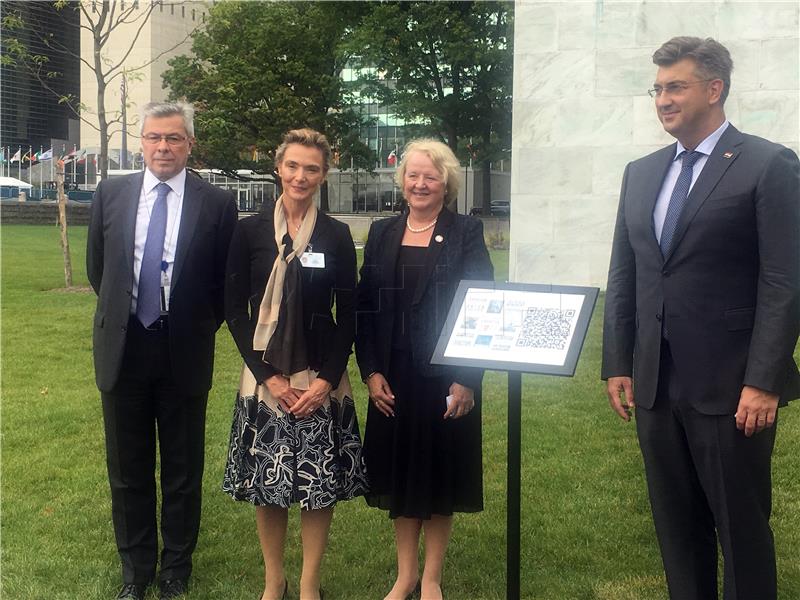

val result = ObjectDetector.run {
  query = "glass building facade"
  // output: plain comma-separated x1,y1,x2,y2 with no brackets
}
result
0,1,80,150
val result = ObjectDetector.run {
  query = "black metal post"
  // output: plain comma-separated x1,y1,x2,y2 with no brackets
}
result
507,370,522,600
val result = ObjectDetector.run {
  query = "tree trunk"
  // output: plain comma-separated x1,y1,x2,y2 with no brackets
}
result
56,161,73,288
94,9,109,181
480,157,492,210
320,180,329,213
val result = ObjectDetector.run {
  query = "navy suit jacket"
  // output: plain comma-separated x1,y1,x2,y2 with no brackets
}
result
602,125,800,414
355,207,494,392
87,170,237,394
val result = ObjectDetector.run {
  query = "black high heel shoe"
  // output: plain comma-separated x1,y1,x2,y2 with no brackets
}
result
258,579,287,600
406,581,421,600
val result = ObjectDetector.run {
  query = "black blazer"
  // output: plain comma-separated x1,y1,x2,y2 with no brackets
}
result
602,125,800,413
87,171,238,394
225,206,356,387
355,207,494,391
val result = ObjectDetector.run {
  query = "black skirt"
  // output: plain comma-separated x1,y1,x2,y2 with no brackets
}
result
363,348,483,519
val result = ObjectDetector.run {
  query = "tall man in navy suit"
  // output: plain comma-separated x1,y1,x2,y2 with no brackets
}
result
87,102,237,600
602,37,800,600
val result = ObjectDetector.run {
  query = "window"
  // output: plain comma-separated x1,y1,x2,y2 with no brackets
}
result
192,8,195,21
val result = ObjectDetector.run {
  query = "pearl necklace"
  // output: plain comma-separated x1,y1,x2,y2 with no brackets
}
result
406,217,438,233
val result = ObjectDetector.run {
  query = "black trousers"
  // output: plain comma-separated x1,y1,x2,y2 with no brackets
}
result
101,317,208,585
636,340,777,600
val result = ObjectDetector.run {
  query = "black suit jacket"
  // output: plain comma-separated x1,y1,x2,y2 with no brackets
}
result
87,171,237,394
355,207,494,391
602,124,800,414
224,206,357,387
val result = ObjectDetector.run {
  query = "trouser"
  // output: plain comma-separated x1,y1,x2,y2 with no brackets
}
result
101,317,208,585
635,339,777,600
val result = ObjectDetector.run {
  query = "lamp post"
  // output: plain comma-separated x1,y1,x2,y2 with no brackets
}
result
120,73,128,170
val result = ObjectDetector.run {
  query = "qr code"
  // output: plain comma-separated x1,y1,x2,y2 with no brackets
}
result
516,308,575,349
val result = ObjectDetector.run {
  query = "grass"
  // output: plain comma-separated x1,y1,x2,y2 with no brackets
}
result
1,223,798,600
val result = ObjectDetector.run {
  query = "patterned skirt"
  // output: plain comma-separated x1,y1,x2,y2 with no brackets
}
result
222,391,369,509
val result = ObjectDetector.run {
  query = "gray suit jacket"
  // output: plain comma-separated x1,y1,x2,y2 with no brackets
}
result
87,170,237,394
602,124,800,414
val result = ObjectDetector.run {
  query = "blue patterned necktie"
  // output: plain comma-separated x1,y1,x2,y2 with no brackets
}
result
137,182,170,327
660,150,703,256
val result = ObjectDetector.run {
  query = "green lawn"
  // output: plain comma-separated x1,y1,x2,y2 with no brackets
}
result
2,224,798,600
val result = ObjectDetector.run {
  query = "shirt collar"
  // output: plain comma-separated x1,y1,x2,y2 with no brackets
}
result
143,167,187,197
674,120,730,160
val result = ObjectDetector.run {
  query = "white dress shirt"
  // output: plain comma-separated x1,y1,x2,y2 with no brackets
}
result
653,120,730,243
131,168,186,312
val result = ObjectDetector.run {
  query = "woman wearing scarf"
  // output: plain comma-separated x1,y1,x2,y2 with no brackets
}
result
355,139,494,600
222,129,368,600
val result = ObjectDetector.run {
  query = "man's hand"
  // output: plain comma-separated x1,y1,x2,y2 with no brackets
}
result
264,374,303,412
290,377,333,418
606,376,635,421
735,385,778,437
366,372,395,417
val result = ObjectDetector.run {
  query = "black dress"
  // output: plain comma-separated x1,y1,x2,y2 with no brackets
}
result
363,245,483,519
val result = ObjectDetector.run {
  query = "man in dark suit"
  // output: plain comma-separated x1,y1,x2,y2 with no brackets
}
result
602,37,800,600
87,101,237,600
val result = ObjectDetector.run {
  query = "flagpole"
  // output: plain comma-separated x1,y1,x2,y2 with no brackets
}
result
19,146,22,181
39,146,43,200
72,145,77,186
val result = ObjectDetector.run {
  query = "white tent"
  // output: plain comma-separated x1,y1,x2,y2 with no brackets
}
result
0,176,33,189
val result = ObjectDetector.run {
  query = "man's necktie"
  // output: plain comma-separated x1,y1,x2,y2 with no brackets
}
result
137,182,170,327
660,150,702,256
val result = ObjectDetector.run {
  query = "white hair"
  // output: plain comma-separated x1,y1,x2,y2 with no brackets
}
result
140,101,195,137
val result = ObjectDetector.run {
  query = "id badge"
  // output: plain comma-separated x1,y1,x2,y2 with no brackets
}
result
160,267,170,313
300,252,325,269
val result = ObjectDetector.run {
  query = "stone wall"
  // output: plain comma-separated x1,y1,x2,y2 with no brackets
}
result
510,0,799,287
1,201,92,225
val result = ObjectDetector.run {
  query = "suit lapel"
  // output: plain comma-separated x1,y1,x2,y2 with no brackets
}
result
379,215,405,310
663,125,743,262
412,207,454,306
171,173,203,291
641,145,676,257
123,172,145,274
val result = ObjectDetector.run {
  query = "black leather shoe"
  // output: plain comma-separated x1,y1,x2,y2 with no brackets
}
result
116,583,149,600
160,578,189,599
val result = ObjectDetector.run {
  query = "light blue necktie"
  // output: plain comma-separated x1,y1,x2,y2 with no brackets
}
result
137,182,170,327
660,150,702,256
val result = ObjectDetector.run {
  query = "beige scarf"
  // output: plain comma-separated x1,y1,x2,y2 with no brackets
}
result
238,196,352,412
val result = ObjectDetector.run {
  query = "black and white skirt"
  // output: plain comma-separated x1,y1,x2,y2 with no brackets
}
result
222,391,369,509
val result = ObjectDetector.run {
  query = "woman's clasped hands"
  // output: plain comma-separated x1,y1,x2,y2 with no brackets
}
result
265,374,332,417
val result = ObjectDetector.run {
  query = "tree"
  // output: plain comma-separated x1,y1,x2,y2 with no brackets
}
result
162,0,374,192
347,1,513,208
2,0,196,180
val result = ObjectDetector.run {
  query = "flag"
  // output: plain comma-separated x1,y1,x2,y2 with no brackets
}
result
39,148,53,161
10,149,21,163
387,148,397,167
76,149,88,164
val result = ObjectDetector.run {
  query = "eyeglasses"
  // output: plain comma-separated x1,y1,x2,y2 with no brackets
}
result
141,133,188,146
647,79,715,98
